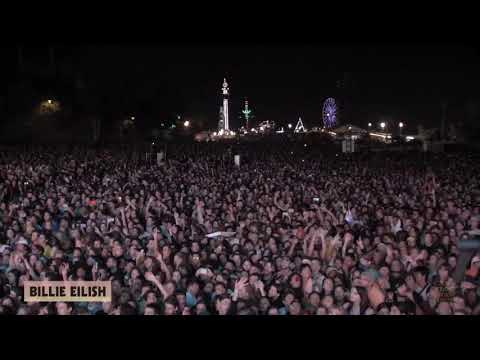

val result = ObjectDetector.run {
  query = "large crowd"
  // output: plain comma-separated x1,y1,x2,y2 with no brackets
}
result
0,142,479,315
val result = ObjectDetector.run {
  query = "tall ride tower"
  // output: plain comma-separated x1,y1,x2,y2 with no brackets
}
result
242,98,252,130
222,78,230,131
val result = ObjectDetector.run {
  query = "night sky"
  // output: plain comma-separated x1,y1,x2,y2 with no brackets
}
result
3,43,480,132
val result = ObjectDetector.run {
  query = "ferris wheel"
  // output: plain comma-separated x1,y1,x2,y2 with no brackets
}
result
322,98,338,129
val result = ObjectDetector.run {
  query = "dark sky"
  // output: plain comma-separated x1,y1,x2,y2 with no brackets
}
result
4,43,480,131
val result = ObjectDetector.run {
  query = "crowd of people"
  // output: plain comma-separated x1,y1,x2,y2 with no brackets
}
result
0,141,479,315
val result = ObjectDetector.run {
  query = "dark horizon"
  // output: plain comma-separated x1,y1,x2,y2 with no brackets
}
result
2,43,480,132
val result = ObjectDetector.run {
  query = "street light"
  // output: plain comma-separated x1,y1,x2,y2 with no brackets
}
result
47,99,52,105
380,122,386,131
368,122,372,128
399,122,404,136
184,120,190,128
288,123,293,129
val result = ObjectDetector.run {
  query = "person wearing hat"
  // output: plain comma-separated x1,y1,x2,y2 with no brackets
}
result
15,238,30,256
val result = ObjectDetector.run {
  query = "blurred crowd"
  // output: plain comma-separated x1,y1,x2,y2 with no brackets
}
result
0,143,479,315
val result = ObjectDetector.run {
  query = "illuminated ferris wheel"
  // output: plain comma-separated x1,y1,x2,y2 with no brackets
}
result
322,98,337,129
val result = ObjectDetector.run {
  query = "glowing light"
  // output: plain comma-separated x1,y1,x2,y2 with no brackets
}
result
288,123,293,129
368,123,372,127
348,126,352,130
399,122,404,128
184,120,190,128
304,144,307,147
406,136,415,142
213,132,217,136
48,99,52,104
369,132,387,139
131,116,135,121
380,122,386,130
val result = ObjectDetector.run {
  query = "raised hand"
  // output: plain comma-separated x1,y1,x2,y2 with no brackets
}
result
145,272,158,284
60,262,69,280
255,280,265,291
155,252,164,264
235,277,249,291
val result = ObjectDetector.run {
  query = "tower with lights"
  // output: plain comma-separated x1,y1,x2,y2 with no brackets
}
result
242,98,252,130
221,78,230,131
